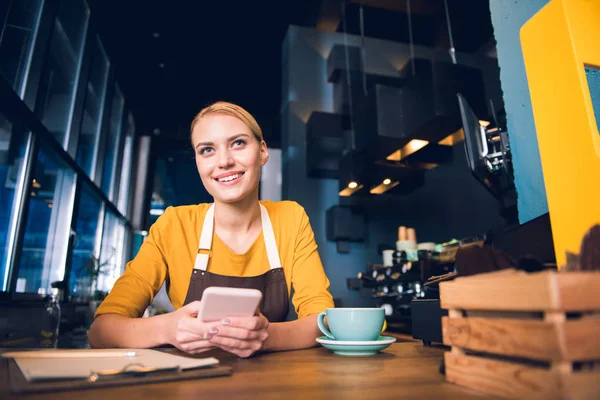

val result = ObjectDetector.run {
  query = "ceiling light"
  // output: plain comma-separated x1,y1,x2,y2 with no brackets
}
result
414,163,439,170
386,139,429,161
339,182,364,197
370,180,399,194
438,129,465,146
479,120,491,127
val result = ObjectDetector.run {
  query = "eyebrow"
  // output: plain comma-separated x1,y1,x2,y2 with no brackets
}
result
194,133,251,150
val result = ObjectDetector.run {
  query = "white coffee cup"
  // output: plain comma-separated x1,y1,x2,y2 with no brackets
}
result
382,249,394,267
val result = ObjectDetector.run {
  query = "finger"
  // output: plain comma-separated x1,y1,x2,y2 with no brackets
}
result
221,315,268,331
180,300,203,315
174,320,222,346
179,319,221,338
211,326,268,341
178,340,218,353
174,328,219,344
209,335,261,350
218,344,255,359
187,347,217,355
174,330,204,344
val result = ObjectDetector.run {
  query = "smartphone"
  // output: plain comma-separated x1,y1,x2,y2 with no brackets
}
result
196,286,263,322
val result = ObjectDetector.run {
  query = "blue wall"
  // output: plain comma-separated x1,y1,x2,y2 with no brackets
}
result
586,67,600,135
489,0,550,223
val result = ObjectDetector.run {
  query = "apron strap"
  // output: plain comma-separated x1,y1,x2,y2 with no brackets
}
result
194,204,215,271
193,203,282,271
260,203,282,270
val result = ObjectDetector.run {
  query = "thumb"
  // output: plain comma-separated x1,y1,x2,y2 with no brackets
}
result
181,300,203,316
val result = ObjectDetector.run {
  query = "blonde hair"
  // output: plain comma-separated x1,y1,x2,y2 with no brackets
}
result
190,101,263,142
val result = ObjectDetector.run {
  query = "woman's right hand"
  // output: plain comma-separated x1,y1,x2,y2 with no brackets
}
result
164,301,221,354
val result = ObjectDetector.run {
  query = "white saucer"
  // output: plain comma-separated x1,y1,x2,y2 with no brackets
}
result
316,336,396,356
316,336,396,346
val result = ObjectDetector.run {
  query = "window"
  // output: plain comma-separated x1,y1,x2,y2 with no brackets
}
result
0,1,138,297
69,182,102,299
100,84,124,198
0,112,30,291
96,209,125,293
117,112,135,217
16,141,76,294
121,224,132,274
35,0,89,147
0,0,42,94
76,36,109,176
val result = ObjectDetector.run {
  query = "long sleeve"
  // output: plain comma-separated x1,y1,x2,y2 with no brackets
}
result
290,205,334,318
94,208,173,318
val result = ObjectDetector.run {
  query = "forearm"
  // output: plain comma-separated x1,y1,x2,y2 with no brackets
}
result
262,314,320,352
88,313,171,348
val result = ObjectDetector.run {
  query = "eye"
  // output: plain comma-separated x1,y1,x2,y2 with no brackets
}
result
199,147,213,155
232,139,246,148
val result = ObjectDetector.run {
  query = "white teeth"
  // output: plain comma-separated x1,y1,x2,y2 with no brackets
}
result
217,173,242,182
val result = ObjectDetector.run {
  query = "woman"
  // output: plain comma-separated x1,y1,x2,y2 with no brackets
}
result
88,102,334,358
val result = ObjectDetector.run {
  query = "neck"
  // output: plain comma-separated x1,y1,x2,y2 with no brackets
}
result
213,194,261,234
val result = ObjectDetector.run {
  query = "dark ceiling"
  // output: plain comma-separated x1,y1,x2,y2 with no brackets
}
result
89,0,322,148
89,0,494,149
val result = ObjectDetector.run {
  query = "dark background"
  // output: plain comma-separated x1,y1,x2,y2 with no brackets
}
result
90,0,494,148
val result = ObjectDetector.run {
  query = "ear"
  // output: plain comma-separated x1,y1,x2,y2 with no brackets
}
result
259,140,269,166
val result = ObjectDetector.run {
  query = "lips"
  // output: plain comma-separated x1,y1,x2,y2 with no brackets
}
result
213,171,245,184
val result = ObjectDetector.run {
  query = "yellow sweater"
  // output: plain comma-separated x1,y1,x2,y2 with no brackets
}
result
95,200,334,319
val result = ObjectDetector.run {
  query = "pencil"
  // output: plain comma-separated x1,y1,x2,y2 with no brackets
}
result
1,350,137,358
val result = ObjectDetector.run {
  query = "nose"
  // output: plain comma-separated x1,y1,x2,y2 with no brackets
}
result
217,148,235,169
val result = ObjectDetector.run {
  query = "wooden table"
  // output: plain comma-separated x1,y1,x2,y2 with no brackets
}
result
0,342,489,399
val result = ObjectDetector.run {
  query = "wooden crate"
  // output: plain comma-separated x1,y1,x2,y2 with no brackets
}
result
439,269,600,400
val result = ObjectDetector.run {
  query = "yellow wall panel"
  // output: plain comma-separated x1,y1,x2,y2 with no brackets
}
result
521,0,600,267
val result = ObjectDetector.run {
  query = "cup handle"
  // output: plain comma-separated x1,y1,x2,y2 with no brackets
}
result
317,312,335,339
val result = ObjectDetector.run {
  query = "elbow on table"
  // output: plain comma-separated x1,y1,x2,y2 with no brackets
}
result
87,313,119,348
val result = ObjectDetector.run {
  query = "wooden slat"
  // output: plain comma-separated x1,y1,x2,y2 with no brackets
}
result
563,319,600,360
444,352,560,399
443,316,600,362
557,272,600,310
440,270,554,311
440,270,600,311
442,317,563,360
564,371,600,400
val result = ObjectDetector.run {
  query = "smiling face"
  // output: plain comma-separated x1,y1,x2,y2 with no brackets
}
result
191,113,268,205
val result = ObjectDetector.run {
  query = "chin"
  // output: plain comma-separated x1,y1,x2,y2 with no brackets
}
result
215,194,247,204
211,187,254,204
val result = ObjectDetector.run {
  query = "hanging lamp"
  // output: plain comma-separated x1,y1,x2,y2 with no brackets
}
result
387,0,489,153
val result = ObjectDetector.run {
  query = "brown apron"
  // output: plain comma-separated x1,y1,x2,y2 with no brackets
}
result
183,203,289,322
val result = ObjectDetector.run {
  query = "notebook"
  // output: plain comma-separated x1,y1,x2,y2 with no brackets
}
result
2,348,219,382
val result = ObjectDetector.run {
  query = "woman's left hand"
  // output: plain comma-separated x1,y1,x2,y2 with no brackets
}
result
208,313,269,358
